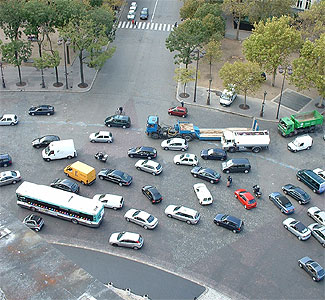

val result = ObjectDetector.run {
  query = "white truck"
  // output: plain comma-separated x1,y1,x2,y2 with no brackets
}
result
221,130,270,153
42,139,77,162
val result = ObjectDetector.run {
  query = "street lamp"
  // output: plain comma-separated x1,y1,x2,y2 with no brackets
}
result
191,48,206,103
260,91,267,117
58,37,71,90
0,62,6,88
276,65,293,119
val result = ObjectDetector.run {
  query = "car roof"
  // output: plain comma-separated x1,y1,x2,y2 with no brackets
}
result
143,160,159,166
97,131,111,135
178,206,197,215
170,138,185,142
228,158,250,164
60,179,77,187
2,114,16,118
139,146,155,151
0,153,10,158
122,232,140,240
226,215,241,224
136,211,151,219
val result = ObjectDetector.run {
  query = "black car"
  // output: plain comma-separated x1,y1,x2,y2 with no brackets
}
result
200,148,227,160
282,184,311,205
142,185,162,204
269,192,295,214
98,169,132,186
29,105,55,116
32,135,60,148
128,146,157,159
140,7,149,20
191,167,221,184
104,115,131,128
0,153,12,167
214,214,243,233
23,214,44,232
50,178,80,193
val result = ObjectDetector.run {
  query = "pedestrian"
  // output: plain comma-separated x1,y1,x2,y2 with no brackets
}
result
132,19,134,25
134,20,137,27
181,100,184,107
174,22,178,28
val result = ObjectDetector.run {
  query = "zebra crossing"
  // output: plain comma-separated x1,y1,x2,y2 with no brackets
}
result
118,21,175,32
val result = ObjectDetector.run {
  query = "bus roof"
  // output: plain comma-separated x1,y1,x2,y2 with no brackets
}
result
16,181,103,215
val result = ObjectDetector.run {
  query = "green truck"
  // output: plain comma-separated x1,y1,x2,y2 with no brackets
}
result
278,110,323,137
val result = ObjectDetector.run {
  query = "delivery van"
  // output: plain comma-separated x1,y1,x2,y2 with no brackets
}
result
64,161,96,185
42,139,77,161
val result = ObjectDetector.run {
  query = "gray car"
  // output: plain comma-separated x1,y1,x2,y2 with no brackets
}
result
23,214,44,232
0,170,21,186
124,209,158,229
298,256,325,281
308,223,325,247
164,205,200,224
109,231,143,249
161,138,188,151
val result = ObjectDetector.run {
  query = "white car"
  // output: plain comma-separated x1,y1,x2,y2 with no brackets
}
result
174,153,198,166
0,170,22,186
313,168,325,180
193,183,213,205
135,159,162,175
283,218,311,241
127,10,135,20
93,194,123,210
308,223,325,247
287,135,313,152
124,209,158,229
89,131,113,143
219,87,237,106
165,205,200,224
0,114,18,126
161,138,188,151
130,1,137,10
307,206,325,226
109,231,143,249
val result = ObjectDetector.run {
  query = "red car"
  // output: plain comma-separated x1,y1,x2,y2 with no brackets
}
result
234,189,257,209
168,106,187,117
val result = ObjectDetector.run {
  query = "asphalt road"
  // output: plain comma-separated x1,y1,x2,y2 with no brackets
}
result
0,1,324,299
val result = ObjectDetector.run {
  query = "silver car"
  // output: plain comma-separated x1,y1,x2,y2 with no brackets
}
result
308,223,325,247
124,209,158,229
165,205,200,224
0,114,18,126
89,131,113,143
109,231,143,249
161,138,188,151
307,206,325,226
283,217,311,241
0,170,21,186
134,159,162,175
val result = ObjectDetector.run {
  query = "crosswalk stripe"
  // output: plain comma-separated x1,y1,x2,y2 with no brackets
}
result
146,22,150,29
154,23,158,30
167,24,171,31
126,22,130,29
150,23,154,30
141,22,146,29
158,24,162,31
117,21,174,32
162,24,166,31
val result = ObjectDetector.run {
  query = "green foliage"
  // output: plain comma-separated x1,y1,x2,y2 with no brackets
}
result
1,40,32,66
34,51,60,70
290,34,325,106
193,2,223,19
87,6,114,36
202,14,225,39
88,46,116,70
174,67,196,94
166,18,209,67
243,16,302,86
89,0,104,7
219,61,263,107
202,39,222,72
180,0,203,20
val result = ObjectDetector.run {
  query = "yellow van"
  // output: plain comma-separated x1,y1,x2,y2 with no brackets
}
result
64,161,96,185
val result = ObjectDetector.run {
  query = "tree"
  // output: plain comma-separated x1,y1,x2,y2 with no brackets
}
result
219,61,264,109
202,39,222,104
87,6,114,37
243,16,302,87
180,0,203,20
166,19,209,68
289,34,325,108
1,40,32,86
222,0,250,40
295,1,325,41
174,67,196,96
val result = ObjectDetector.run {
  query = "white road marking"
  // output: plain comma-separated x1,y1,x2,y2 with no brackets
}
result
146,22,150,29
126,22,130,29
154,23,158,30
162,24,166,31
150,23,154,30
151,0,159,23
167,24,171,31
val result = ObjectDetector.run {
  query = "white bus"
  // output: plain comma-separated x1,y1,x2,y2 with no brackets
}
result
16,181,104,227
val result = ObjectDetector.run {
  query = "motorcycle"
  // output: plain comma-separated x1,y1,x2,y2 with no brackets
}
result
95,151,108,162
253,185,262,198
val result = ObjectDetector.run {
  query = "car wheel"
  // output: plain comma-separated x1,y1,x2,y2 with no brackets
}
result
167,214,172,218
47,113,51,116
280,208,284,213
67,156,72,159
81,181,85,185
147,156,152,160
164,147,169,150
12,180,17,184
297,177,301,181
232,229,237,233
221,157,226,161
225,170,230,174
107,124,111,127
193,174,197,178
90,140,95,143
34,228,40,232
192,164,196,166
322,243,325,248
252,147,261,153
312,277,316,281
244,169,249,174
284,225,288,229
168,112,172,115
3,163,8,167
35,145,40,149
112,243,118,247
66,173,69,177
46,158,51,162
119,182,123,186
283,190,287,194
31,113,35,116
99,176,104,180
312,189,317,193
298,236,302,240
113,207,118,211
143,225,148,230
126,218,130,222
133,246,139,250
136,167,141,170
181,148,185,152
307,212,311,217
244,205,247,209
299,263,303,268
307,146,311,150
31,207,36,212
176,162,180,165
122,125,126,129
186,220,191,225
210,180,215,184
71,219,78,224
129,154,134,158
152,172,156,176
182,115,186,118
298,201,302,205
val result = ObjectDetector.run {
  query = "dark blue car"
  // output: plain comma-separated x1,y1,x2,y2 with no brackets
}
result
29,105,55,116
281,184,310,205
214,213,243,233
269,192,295,214
200,148,227,161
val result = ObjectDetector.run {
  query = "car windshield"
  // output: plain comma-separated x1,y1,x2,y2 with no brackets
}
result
95,132,100,136
296,188,309,199
295,222,308,233
157,164,162,169
284,201,292,208
221,215,228,221
10,171,17,176
147,215,154,223
133,210,140,216
207,149,214,155
221,92,231,100
117,232,124,240
174,206,181,211
248,199,255,204
292,139,300,146
318,269,325,276
98,194,105,200
180,154,185,159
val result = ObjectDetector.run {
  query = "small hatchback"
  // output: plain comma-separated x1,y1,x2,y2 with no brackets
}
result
135,159,162,175
200,148,227,161
168,106,188,117
50,178,80,193
161,138,188,151
89,131,113,143
141,185,163,204
234,189,257,209
124,209,158,229
23,214,44,232
0,170,21,186
269,192,295,214
298,257,325,281
174,153,198,166
0,114,18,126
0,153,12,167
105,115,131,128
109,231,143,249
165,205,200,224
214,213,243,233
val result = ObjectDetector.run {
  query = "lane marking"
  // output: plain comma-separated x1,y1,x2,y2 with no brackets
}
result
151,0,159,23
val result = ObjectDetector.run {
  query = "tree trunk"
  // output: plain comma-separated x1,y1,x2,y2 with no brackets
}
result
17,65,23,85
183,83,186,94
272,68,276,87
317,96,324,108
244,91,247,107
38,43,45,88
54,66,59,84
236,14,241,41
79,50,85,85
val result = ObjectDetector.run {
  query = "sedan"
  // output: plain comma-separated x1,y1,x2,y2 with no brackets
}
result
234,189,257,209
165,205,200,224
98,169,132,186
141,185,162,204
174,153,198,166
29,105,54,116
283,218,311,240
128,146,157,159
140,7,149,20
50,178,79,193
135,159,162,176
23,214,44,232
93,194,124,210
191,167,221,184
308,223,325,247
89,131,113,143
109,231,143,249
200,148,227,161
307,206,325,225
161,138,188,151
281,184,310,205
124,209,158,229
32,135,60,148
127,10,135,20
214,214,243,233
298,257,325,281
130,1,137,11
268,192,295,214
193,183,213,205
0,114,18,126
168,106,187,117
0,171,21,186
